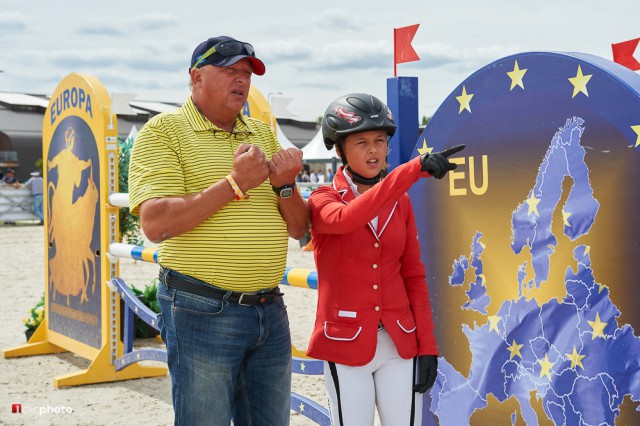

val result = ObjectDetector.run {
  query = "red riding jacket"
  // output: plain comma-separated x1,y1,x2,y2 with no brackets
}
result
307,157,438,366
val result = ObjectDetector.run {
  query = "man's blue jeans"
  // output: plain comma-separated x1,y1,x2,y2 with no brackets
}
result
32,193,43,222
157,278,292,426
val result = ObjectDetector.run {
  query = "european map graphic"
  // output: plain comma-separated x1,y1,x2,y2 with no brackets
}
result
430,118,640,425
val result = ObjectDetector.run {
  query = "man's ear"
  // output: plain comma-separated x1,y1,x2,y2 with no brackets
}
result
190,68,201,87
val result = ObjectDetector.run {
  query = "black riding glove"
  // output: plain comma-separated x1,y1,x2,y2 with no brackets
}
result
420,145,466,179
413,355,438,393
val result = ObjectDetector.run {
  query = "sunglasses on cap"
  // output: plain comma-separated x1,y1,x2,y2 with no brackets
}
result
192,40,256,69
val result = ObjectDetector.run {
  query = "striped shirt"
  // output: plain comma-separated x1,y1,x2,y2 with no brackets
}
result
128,96,287,292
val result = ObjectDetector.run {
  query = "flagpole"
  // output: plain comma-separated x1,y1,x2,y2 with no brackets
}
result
393,28,397,77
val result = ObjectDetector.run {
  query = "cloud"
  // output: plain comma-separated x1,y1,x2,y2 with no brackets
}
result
37,47,183,73
314,9,366,32
130,13,178,31
74,21,125,36
258,40,313,63
99,70,185,92
402,42,523,71
0,11,30,36
303,40,391,71
73,14,177,36
271,38,515,74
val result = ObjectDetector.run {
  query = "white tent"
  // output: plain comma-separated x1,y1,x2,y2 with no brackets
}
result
301,129,339,161
275,121,297,149
270,96,294,119
126,125,138,141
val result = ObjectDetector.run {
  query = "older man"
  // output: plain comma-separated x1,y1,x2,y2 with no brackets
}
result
128,36,308,426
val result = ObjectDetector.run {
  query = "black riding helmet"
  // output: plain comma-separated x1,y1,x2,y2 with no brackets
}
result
322,93,397,185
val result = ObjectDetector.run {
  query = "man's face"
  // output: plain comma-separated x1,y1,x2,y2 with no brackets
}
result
193,59,253,116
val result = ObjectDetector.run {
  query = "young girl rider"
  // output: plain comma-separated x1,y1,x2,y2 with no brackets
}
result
307,93,464,425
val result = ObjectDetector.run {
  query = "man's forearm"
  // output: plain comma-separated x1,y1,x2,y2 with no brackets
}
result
140,179,236,243
277,191,310,240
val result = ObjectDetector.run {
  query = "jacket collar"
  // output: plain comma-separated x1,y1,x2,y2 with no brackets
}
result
332,166,353,202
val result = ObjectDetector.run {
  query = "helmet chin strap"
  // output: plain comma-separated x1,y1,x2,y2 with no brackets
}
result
337,143,385,186
345,165,384,185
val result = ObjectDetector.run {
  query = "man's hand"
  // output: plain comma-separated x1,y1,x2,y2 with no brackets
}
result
413,355,438,393
268,148,303,187
230,144,270,192
420,145,466,179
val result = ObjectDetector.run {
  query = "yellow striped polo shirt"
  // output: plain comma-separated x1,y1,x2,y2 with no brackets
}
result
128,96,287,292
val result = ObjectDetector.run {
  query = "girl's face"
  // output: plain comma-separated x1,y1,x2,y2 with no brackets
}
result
342,130,388,179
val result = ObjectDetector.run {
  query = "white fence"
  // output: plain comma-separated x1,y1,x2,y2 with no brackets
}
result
0,186,38,222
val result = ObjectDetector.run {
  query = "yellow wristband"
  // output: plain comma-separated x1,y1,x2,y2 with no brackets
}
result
225,175,249,200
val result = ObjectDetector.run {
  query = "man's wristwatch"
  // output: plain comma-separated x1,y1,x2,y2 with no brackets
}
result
271,183,296,199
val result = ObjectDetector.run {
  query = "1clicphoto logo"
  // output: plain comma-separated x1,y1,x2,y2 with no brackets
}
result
11,403,73,415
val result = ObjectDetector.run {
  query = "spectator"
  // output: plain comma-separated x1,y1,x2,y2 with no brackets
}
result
2,168,18,186
24,171,44,224
326,168,335,182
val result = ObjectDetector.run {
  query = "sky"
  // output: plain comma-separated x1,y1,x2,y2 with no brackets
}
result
0,0,638,122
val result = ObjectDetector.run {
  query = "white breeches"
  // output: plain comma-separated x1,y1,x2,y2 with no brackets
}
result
323,328,422,426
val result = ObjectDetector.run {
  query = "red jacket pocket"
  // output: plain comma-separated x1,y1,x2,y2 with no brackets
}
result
323,321,363,341
396,313,417,333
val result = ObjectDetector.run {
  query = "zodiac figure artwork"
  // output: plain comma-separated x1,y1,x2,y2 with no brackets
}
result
47,125,99,305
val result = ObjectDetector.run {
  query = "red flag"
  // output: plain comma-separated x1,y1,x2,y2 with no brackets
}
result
394,24,420,76
612,37,640,71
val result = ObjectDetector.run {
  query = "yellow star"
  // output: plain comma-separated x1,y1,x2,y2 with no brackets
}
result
299,402,305,412
568,65,592,98
488,315,502,334
632,125,640,148
507,340,523,360
538,353,554,380
417,139,433,155
584,246,590,255
525,193,541,216
456,85,474,114
300,362,306,372
565,346,585,370
507,60,527,91
562,210,571,227
587,312,607,340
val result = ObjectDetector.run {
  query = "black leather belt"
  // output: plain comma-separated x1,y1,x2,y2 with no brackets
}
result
160,267,283,306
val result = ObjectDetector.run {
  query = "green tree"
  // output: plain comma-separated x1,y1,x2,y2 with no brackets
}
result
118,135,143,246
34,158,43,175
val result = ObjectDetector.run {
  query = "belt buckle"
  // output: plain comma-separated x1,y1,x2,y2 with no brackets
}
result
238,293,252,306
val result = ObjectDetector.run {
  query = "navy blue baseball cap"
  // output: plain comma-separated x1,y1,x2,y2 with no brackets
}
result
190,36,265,76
